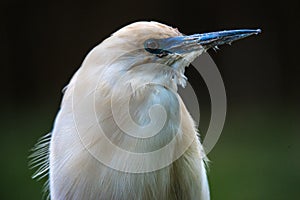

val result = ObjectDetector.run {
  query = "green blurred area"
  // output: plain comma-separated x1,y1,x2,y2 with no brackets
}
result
209,105,300,199
0,103,299,200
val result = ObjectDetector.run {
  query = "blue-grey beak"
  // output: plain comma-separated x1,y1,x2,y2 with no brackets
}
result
194,29,261,49
145,29,261,56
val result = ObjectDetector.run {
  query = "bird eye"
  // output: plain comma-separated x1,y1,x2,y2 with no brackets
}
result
144,39,159,50
144,38,169,58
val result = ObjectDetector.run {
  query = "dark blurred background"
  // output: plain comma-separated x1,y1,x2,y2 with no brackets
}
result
0,0,299,199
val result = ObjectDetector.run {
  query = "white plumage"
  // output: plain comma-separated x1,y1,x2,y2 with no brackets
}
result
31,21,214,200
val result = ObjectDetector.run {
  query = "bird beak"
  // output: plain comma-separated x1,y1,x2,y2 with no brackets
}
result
160,29,261,54
194,29,261,49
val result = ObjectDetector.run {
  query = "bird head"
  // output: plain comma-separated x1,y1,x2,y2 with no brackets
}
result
83,21,260,91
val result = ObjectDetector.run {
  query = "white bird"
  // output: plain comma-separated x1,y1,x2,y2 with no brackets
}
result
30,21,260,200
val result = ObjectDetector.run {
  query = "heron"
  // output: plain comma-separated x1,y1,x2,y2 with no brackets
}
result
30,21,260,200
